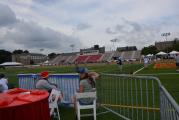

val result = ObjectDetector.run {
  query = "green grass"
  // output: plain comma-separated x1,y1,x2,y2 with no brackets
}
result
137,64,179,103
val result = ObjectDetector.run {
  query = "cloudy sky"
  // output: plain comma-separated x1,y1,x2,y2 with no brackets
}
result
0,0,179,54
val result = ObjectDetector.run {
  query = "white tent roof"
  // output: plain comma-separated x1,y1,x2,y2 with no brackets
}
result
0,62,22,66
146,54,153,57
44,60,49,64
156,51,167,55
169,51,179,54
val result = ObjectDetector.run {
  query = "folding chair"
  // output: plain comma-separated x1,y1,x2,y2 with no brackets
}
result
75,92,96,120
48,89,62,120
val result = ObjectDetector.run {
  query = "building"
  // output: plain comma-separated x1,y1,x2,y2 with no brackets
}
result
80,45,105,55
155,39,179,51
116,46,137,52
12,53,48,65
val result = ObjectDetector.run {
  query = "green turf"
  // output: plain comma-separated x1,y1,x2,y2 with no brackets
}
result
137,64,179,103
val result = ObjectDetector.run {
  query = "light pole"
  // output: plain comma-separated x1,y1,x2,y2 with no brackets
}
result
161,32,171,53
110,38,117,51
70,44,75,52
161,32,171,41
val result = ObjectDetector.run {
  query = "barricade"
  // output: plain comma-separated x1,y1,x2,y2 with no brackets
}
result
96,73,179,120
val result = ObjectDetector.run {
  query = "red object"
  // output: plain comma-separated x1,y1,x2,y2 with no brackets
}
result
41,71,49,78
0,89,50,120
7,88,29,94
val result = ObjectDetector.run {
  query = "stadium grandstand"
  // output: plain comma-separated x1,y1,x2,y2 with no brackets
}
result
116,46,137,52
49,45,141,65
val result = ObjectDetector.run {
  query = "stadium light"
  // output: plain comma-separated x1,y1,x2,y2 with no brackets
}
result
70,44,75,52
110,38,117,51
161,32,171,41
161,32,171,53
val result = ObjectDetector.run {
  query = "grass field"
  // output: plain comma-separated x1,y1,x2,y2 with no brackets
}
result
0,62,178,120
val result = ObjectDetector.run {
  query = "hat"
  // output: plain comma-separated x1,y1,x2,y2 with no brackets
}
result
78,67,88,74
40,71,49,78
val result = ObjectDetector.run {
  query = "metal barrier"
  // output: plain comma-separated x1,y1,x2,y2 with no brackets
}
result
160,86,179,120
18,74,79,104
96,73,179,120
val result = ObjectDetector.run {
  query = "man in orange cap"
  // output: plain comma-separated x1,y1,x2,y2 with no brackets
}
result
36,71,58,93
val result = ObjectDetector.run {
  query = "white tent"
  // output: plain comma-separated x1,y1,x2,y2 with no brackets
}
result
169,51,179,55
0,62,22,66
156,51,167,55
44,60,49,64
146,54,153,57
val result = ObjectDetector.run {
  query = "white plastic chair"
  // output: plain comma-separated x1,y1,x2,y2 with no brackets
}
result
48,89,62,120
75,91,97,120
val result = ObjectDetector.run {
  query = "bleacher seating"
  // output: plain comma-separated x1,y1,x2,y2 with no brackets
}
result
75,55,89,63
86,54,102,63
49,55,62,65
101,52,114,62
123,51,133,60
113,51,141,61
64,55,78,64
49,50,141,65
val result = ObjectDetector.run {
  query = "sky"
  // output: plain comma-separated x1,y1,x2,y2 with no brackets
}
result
0,0,179,54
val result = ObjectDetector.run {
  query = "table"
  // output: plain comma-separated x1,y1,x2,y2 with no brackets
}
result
0,88,50,120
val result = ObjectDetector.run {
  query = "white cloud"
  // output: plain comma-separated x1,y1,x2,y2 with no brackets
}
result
0,3,82,53
0,0,179,53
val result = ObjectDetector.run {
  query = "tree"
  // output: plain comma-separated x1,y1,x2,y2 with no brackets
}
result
173,38,179,51
13,50,24,54
24,50,29,53
0,50,12,64
141,45,158,55
48,53,57,59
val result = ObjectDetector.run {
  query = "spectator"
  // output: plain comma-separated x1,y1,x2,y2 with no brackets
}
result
0,73,8,93
36,71,58,93
117,57,123,73
144,57,149,68
74,68,99,105
176,54,179,68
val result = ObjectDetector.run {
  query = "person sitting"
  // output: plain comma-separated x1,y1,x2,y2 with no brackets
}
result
74,68,99,105
0,73,8,93
36,71,58,93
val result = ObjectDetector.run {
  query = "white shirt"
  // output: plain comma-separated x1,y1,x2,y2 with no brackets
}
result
144,58,148,64
0,78,8,92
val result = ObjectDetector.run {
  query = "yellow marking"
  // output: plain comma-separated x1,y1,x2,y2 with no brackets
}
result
101,104,160,111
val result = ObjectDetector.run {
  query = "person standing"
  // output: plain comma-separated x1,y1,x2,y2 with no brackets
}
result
117,57,123,73
176,54,179,68
144,57,149,68
0,73,8,93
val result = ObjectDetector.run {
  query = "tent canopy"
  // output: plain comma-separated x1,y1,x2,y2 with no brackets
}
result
146,54,153,57
169,51,179,55
156,51,167,55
